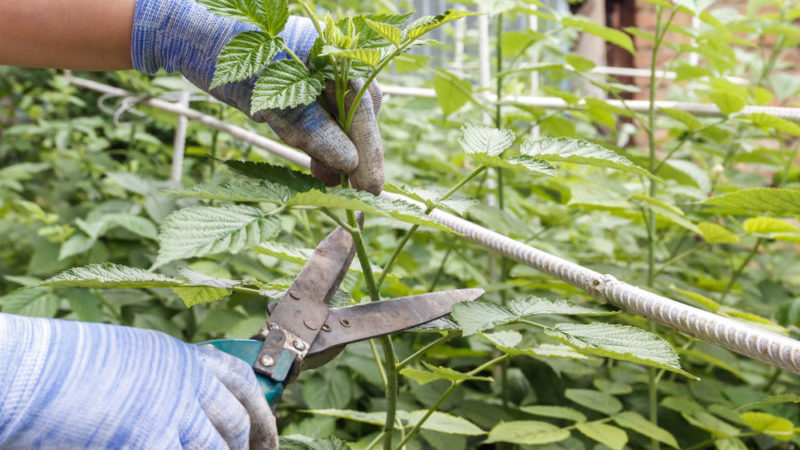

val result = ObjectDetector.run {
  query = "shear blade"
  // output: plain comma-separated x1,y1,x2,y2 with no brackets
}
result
301,288,484,368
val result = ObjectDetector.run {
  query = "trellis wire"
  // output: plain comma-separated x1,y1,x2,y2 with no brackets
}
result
65,74,800,376
380,85,800,119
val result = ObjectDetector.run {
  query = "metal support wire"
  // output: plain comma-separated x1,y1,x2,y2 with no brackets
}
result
380,85,800,120
64,74,800,376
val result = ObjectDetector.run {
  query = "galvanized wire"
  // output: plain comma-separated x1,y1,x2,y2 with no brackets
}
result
65,74,800,376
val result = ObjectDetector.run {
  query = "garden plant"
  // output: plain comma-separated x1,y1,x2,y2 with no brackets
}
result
2,0,800,448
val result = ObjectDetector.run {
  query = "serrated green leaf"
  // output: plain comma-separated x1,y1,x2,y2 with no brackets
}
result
306,409,483,435
43,263,185,288
740,412,795,440
365,19,402,46
698,222,740,244
709,90,745,116
406,411,485,435
521,138,655,179
452,297,611,336
404,10,479,40
197,0,267,29
288,189,450,230
384,184,477,215
468,153,555,176
661,108,703,130
737,394,800,411
575,421,627,450
504,344,590,359
613,411,679,448
155,206,280,268
520,405,587,423
172,179,290,203
219,160,324,192
251,60,323,112
486,421,571,445
210,32,281,89
705,188,800,215
632,194,699,233
548,323,694,378
400,361,493,385
253,241,313,264
743,113,800,136
565,389,623,415
433,71,473,117
682,411,739,438
459,125,514,156
483,330,523,348
263,0,288,36
743,216,799,235
562,17,635,54
172,286,232,307
0,287,59,317
320,46,382,67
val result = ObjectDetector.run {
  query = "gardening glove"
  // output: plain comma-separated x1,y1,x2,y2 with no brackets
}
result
0,313,277,449
131,0,384,194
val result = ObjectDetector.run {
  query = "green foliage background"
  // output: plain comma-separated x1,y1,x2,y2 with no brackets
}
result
2,0,800,448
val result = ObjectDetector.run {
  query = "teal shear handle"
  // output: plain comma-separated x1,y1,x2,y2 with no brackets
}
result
198,339,285,407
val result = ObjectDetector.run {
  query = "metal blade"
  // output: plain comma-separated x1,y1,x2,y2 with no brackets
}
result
258,226,355,342
304,288,484,365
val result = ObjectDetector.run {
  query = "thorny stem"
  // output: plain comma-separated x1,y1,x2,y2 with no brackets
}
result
376,165,488,289
393,354,510,450
719,238,763,304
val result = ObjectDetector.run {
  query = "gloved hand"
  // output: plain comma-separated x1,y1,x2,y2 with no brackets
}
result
0,313,277,449
131,0,384,194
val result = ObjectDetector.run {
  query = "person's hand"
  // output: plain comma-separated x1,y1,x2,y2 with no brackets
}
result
0,313,277,449
131,0,384,194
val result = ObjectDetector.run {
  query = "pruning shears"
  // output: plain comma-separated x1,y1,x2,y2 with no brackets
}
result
200,224,484,407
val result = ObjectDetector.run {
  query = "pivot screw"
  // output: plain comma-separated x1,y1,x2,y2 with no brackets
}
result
260,355,274,367
293,340,306,351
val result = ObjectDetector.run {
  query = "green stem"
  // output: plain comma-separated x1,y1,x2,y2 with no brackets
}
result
376,165,487,288
346,210,380,303
427,248,452,292
719,238,763,304
393,354,510,450
763,368,782,391
370,339,389,388
380,336,398,450
652,243,708,277
646,8,667,449
397,331,460,369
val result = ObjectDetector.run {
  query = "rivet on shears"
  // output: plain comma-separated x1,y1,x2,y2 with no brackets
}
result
340,318,351,328
260,355,274,367
303,319,318,330
292,340,306,351
321,324,331,332
288,290,300,300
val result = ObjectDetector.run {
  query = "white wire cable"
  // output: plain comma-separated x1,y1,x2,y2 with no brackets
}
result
64,74,800,376
380,85,800,120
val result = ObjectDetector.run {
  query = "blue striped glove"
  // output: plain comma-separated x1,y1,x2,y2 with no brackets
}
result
0,313,277,449
131,0,384,193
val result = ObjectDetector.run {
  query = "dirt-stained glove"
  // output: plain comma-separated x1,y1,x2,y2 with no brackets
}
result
131,0,384,193
0,313,277,449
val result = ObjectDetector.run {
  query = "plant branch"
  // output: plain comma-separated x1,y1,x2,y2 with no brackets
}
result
719,238,763,304
398,331,460,369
